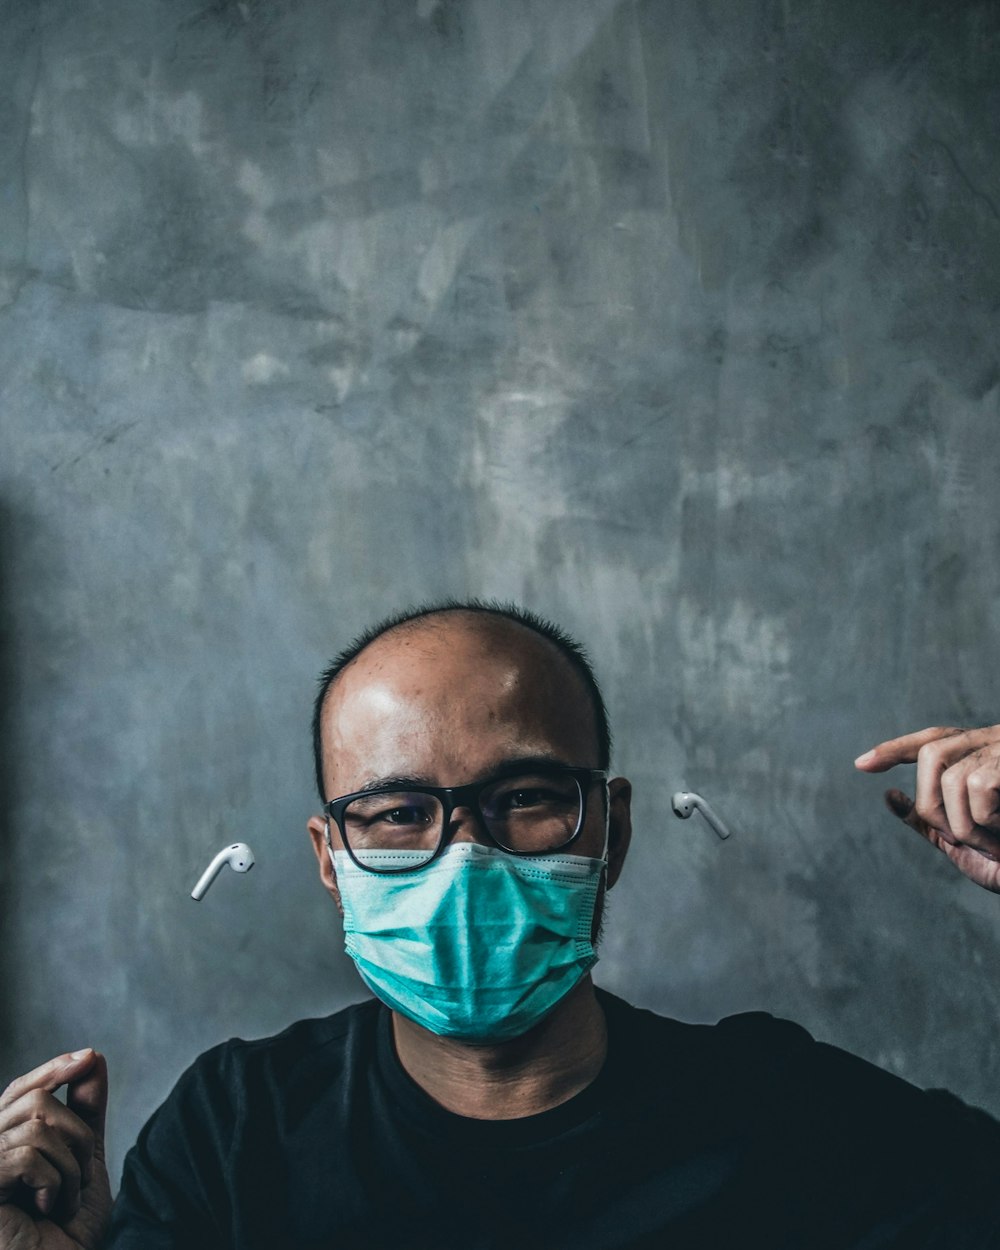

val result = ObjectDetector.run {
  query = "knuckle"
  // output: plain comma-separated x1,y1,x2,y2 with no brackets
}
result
917,741,945,769
1,1063,55,1109
0,1087,23,1116
24,1089,49,1120
2,1122,36,1153
0,1123,31,1154
9,1144,42,1172
913,795,938,825
967,770,993,795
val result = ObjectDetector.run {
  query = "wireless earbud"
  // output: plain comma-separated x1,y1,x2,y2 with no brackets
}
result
191,842,256,900
671,791,732,841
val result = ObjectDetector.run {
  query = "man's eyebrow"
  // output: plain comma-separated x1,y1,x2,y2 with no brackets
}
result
352,755,577,795
355,774,436,794
482,754,575,778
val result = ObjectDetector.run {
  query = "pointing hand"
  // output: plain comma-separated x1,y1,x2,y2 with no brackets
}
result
856,725,1000,893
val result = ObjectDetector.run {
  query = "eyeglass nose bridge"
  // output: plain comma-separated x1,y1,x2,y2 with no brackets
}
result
437,779,503,854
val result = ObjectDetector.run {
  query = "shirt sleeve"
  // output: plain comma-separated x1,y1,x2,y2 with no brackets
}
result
104,1043,238,1250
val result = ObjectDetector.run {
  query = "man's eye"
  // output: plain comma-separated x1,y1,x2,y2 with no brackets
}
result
504,788,551,810
377,806,430,826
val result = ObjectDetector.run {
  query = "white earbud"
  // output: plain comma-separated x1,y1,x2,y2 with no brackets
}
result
190,843,256,900
671,791,732,841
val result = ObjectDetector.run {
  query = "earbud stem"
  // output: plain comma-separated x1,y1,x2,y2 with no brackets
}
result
191,853,227,901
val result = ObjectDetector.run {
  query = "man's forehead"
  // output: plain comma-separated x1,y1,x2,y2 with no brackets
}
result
320,614,597,780
331,613,575,700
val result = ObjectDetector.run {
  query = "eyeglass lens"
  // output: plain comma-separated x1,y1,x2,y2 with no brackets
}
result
342,772,584,869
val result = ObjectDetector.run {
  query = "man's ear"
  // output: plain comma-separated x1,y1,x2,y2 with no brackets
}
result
307,815,344,915
606,777,632,889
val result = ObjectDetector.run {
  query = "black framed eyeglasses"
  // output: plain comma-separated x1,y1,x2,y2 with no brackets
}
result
324,764,608,873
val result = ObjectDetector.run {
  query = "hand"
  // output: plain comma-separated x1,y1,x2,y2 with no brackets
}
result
0,1050,112,1250
855,725,1000,892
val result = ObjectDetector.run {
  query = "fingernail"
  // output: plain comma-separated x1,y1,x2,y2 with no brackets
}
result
854,749,876,766
37,1188,54,1214
69,1048,92,1060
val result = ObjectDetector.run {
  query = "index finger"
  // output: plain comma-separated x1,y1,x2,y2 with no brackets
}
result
0,1050,96,1112
855,726,962,773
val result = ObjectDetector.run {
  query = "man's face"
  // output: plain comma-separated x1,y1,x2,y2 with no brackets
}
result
307,614,632,920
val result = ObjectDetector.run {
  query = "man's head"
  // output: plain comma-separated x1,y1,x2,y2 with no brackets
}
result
306,601,631,912
310,601,612,801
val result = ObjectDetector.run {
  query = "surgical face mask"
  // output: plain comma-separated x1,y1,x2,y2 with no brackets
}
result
330,841,605,1041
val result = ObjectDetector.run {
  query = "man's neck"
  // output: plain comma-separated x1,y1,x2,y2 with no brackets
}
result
390,976,608,1120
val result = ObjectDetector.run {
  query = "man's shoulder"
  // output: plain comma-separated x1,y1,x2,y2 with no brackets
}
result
598,988,819,1109
218,994,381,1061
598,987,1000,1151
598,986,814,1064
171,995,383,1112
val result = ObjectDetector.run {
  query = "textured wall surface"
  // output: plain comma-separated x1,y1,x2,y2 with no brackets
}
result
3,0,1000,1187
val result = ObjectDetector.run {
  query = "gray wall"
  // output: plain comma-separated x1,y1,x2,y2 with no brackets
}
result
3,0,1000,1188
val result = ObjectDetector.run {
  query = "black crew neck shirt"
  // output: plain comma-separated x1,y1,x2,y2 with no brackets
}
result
107,990,1000,1249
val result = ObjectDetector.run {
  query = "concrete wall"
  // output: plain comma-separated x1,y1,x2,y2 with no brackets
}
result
3,0,1000,1186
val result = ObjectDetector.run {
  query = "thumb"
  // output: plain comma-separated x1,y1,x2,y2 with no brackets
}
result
67,1050,108,1145
884,788,934,839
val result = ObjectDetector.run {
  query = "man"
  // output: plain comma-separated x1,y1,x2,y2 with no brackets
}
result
3,601,1000,1248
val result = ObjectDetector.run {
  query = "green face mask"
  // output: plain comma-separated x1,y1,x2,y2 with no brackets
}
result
332,842,605,1041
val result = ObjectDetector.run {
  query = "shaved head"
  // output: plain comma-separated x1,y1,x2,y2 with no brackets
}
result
311,602,611,801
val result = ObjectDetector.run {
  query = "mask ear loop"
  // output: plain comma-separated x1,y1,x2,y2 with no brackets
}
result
599,780,611,870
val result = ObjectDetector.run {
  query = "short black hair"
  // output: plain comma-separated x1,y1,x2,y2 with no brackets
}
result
311,599,611,800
